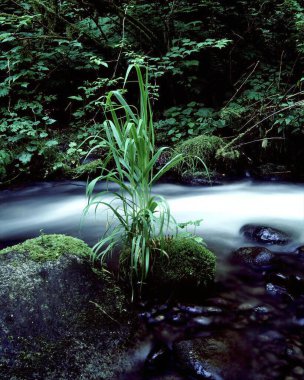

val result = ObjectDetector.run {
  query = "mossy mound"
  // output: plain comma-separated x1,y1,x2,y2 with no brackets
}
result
151,237,216,290
173,134,239,175
0,234,92,261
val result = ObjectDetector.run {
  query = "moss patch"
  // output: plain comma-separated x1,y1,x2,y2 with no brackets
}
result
72,159,103,178
151,236,216,289
173,134,239,174
0,234,92,261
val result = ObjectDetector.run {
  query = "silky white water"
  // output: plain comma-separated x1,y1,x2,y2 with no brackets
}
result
1,180,303,253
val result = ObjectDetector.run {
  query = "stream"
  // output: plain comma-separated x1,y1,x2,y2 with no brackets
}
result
1,180,304,379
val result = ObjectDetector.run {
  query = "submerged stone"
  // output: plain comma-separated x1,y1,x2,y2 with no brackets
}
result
174,331,251,380
240,225,290,245
233,246,275,269
145,343,171,372
0,237,137,379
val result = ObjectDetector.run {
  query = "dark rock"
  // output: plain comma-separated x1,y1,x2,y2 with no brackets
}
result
294,246,304,256
253,163,292,181
180,171,225,186
233,246,275,269
147,314,166,325
167,312,189,326
0,251,136,379
204,306,223,315
266,272,304,297
240,224,290,245
266,283,294,301
174,331,251,380
178,305,204,315
145,343,171,372
191,316,212,327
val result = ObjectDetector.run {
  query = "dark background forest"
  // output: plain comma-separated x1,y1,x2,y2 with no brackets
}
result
1,0,304,184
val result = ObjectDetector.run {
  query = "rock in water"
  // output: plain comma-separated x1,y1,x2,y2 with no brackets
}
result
240,225,290,245
174,331,251,380
233,247,275,269
0,248,136,379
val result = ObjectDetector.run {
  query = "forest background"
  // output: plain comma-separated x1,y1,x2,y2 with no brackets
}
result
0,0,303,183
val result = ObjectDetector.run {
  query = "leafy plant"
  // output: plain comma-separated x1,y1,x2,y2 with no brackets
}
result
85,65,183,296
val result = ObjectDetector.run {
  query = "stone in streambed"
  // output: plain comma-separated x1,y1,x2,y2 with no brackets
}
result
145,343,171,372
294,245,304,256
233,246,275,269
174,331,251,380
240,224,290,245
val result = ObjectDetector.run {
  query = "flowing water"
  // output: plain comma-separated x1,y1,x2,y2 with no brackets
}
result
1,180,304,379
1,180,303,251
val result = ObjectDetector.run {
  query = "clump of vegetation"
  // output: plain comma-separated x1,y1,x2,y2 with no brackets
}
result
150,236,216,289
0,234,92,261
173,135,239,175
85,65,183,296
71,159,103,179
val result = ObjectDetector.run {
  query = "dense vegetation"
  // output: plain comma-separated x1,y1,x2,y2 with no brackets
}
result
1,0,304,183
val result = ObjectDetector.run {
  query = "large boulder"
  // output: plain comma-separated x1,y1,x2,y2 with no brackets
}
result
0,235,137,379
174,331,251,380
240,224,290,245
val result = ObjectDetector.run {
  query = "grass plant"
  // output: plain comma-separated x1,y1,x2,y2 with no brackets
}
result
84,65,183,295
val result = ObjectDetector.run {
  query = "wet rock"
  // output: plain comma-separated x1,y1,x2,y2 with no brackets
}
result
294,246,304,256
238,302,256,312
257,330,284,343
266,272,304,297
178,305,204,315
253,163,292,181
191,316,212,327
250,305,274,322
204,306,223,315
174,331,251,380
240,224,290,245
0,250,136,379
233,246,275,269
166,312,189,326
145,343,171,372
147,314,166,325
266,283,294,301
293,366,304,376
180,171,225,186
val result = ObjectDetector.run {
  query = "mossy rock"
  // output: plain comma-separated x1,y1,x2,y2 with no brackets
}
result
0,234,92,261
173,134,239,175
151,237,216,290
0,235,139,379
72,159,103,179
120,237,216,298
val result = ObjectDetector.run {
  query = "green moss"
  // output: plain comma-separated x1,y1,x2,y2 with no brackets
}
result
72,159,103,178
173,134,239,174
0,234,92,261
151,236,216,288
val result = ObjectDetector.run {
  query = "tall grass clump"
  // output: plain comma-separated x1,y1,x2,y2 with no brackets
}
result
84,65,183,294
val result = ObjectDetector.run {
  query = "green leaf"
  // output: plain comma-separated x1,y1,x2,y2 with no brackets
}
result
69,95,83,101
18,152,32,164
